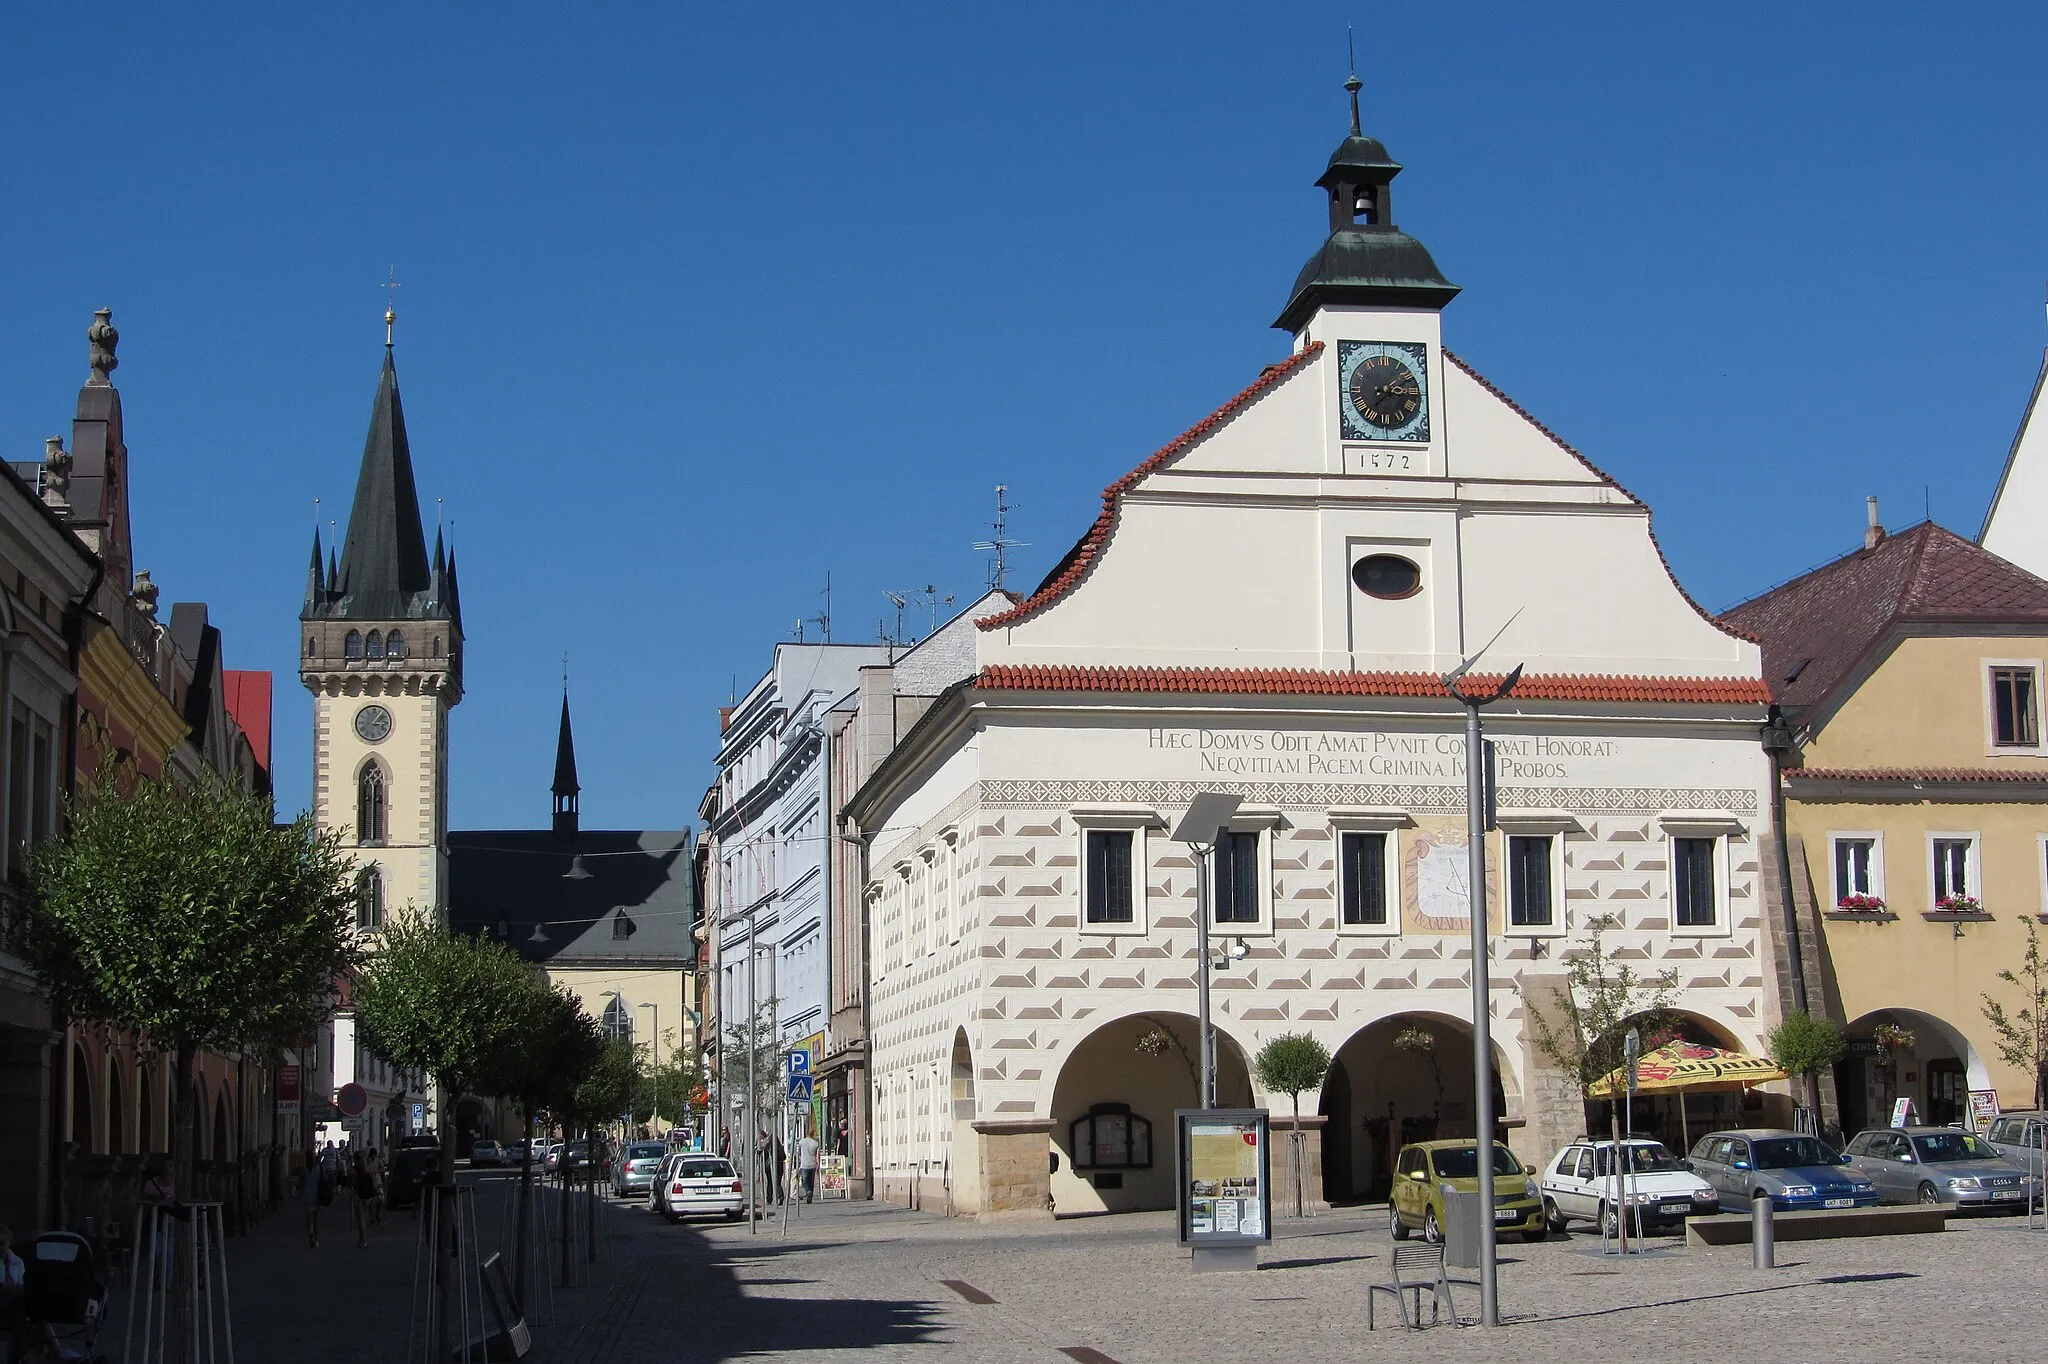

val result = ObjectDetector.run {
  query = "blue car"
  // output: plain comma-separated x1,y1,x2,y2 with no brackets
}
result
1686,1129,1878,1212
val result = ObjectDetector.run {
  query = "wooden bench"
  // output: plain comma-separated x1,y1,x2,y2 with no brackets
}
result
1685,1204,1948,1246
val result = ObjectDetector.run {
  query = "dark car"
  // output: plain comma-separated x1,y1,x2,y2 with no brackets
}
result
1686,1129,1877,1212
386,1137,444,1210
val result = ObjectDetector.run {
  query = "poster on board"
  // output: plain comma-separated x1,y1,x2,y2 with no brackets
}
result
1176,1109,1272,1247
1967,1090,2001,1132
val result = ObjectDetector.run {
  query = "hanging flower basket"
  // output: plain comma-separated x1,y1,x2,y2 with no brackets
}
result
1833,894,1889,915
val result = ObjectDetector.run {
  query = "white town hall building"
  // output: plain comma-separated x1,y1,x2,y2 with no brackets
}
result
845,84,1782,1217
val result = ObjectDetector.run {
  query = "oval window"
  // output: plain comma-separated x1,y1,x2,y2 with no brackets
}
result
1352,554,1421,600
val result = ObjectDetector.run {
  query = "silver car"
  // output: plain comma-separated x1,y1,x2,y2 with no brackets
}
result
1985,1111,2046,1175
613,1141,668,1198
1842,1126,2037,1211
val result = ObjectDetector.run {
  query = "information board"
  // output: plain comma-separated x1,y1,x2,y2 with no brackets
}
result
1967,1089,2001,1132
1176,1108,1271,1247
819,1153,850,1200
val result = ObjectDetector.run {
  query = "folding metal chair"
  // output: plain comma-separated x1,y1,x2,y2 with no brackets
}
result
1366,1242,1457,1330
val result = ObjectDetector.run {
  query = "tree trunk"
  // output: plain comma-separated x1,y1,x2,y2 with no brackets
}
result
173,1045,199,1364
584,1120,599,1264
174,1046,198,1199
513,1106,535,1314
1291,1094,1305,1218
558,1122,572,1289
436,1080,457,1364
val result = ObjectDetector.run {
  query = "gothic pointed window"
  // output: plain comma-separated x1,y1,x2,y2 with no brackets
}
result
345,630,364,661
356,867,384,930
385,630,407,660
601,995,633,1042
365,631,384,660
357,763,386,845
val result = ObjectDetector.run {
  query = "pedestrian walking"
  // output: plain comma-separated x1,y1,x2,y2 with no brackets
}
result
299,1149,324,1248
795,1132,821,1203
365,1148,385,1224
349,1153,375,1247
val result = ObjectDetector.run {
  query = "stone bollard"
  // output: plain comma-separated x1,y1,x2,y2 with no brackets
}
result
1751,1194,1775,1268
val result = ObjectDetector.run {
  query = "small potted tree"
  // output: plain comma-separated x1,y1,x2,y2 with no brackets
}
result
1253,1033,1331,1219
1766,1009,1845,1132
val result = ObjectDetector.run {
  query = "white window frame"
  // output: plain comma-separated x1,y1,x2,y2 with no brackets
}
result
1661,815,1740,938
915,846,938,958
941,827,963,943
1985,659,2047,756
1827,830,1886,908
892,860,915,969
1495,812,1579,939
1073,807,1159,937
1329,809,1409,938
1211,809,1282,938
2036,834,2048,918
1926,831,1981,909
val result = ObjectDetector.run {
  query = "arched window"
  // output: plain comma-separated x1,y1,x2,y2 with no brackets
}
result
365,630,384,660
356,866,385,929
305,635,317,658
385,629,407,660
432,636,443,658
107,1058,126,1155
139,1063,155,1155
357,763,386,844
1069,1103,1152,1170
601,995,633,1042
344,630,364,661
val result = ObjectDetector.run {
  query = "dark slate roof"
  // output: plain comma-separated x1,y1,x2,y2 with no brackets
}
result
447,829,695,966
1274,227,1460,332
330,350,437,621
553,695,580,796
168,602,221,745
1719,521,2048,716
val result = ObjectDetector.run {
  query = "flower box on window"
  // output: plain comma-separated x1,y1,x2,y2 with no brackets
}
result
1833,893,1889,915
1925,894,1988,920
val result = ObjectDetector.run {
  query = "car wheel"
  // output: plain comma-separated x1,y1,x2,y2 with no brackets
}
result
1543,1198,1568,1235
724,1209,743,1222
1918,1183,1941,1205
1599,1202,1620,1240
1389,1203,1409,1241
1423,1207,1443,1245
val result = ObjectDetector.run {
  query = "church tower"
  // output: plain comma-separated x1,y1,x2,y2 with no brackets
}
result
301,317,462,923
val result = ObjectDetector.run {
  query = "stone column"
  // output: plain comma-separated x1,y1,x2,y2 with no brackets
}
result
1516,974,1588,1165
971,1118,1054,1218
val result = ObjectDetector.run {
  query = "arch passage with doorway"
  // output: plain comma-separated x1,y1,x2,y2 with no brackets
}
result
1049,1012,1251,1215
1318,1013,1517,1205
1837,1008,1984,1135
948,1029,980,1215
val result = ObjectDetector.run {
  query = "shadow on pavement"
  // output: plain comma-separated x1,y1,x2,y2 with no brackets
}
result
1258,1253,1374,1271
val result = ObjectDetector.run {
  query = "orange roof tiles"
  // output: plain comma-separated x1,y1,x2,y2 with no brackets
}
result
974,664,1770,705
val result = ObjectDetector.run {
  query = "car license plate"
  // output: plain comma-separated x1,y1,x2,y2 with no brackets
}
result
1993,1190,2024,1200
1660,1203,1688,1215
1494,1208,1520,1223
1823,1198,1853,1209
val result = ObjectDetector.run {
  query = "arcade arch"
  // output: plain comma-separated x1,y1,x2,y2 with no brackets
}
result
1837,1007,1984,1134
1049,1011,1252,1215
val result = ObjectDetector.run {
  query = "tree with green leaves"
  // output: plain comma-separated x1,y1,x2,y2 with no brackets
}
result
1767,1009,1845,1124
22,775,359,1191
1254,1033,1331,1217
1521,915,1680,1126
634,1039,708,1131
1983,918,2048,1110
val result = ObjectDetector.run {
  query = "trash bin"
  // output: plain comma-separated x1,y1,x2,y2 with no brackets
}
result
1440,1185,1482,1268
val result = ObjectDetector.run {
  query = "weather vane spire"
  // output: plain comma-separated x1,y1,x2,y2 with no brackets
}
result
384,266,401,346
1345,28,1362,136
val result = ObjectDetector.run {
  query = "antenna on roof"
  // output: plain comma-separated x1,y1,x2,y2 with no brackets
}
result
973,484,1030,590
1345,28,1362,136
802,572,832,643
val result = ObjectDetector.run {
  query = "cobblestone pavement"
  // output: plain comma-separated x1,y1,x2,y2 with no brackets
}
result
136,1182,2048,1363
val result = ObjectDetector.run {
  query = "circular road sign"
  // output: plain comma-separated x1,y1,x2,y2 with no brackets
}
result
336,1082,368,1118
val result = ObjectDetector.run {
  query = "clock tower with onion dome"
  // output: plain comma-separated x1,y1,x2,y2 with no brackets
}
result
301,310,463,934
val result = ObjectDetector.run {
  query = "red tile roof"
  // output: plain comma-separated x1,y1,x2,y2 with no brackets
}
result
974,664,1770,705
221,669,273,774
1720,522,2048,716
977,344,1323,631
1786,767,2048,784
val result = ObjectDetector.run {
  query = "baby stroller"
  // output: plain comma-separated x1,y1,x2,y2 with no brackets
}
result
18,1232,106,1362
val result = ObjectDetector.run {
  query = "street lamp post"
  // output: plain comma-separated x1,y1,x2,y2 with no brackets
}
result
1443,659,1522,1330
639,1002,659,1134
1171,793,1245,1108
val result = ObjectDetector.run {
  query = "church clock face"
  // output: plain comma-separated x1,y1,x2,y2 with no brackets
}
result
1338,340,1430,443
354,704,394,744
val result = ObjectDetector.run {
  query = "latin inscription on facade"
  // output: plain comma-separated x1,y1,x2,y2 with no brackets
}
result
1146,728,1619,781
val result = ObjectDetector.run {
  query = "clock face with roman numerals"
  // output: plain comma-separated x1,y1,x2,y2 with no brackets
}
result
1338,340,1430,443
355,704,393,744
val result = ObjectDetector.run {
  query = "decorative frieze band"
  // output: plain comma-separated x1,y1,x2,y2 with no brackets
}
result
979,779,1756,816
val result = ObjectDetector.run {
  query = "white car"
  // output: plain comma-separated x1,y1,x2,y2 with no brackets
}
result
1539,1138,1719,1237
653,1153,745,1223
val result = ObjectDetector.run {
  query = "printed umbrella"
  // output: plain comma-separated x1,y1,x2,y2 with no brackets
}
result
1588,1041,1789,1149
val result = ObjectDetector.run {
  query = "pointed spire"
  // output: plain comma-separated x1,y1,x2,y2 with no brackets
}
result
552,688,581,837
444,543,463,631
327,541,339,589
304,525,326,611
432,525,446,576
333,346,434,618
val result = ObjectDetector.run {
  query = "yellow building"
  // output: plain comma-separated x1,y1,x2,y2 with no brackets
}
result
1724,515,2048,1131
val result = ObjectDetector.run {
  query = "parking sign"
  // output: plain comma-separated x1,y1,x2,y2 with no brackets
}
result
787,1049,811,1076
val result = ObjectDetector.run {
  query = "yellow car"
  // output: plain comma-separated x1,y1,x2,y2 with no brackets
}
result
1390,1139,1546,1244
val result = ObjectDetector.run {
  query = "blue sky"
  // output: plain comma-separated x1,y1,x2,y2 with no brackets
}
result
3,4,2044,830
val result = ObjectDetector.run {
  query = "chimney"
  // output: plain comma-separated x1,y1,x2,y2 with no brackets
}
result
1865,496,1884,550
719,706,735,732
